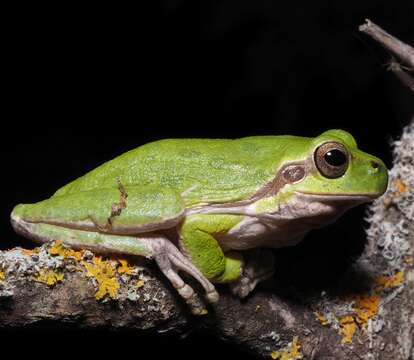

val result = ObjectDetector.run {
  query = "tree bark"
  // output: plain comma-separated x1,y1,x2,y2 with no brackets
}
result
1,21,413,360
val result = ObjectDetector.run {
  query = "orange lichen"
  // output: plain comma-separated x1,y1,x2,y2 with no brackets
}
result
353,294,381,325
314,312,329,326
383,178,409,208
339,316,357,344
270,336,302,360
338,293,381,343
49,240,84,260
117,259,135,275
35,269,64,286
394,178,408,195
375,271,404,290
335,274,403,343
83,256,120,300
0,270,5,281
22,248,40,257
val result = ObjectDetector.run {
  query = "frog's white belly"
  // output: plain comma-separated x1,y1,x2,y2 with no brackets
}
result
215,194,348,251
218,215,308,251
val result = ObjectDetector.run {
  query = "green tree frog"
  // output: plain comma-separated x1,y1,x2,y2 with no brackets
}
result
11,129,388,313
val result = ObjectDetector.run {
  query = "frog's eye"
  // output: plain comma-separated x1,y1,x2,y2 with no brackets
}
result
314,142,349,178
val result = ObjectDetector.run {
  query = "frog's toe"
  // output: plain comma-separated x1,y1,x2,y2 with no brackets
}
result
230,248,276,298
184,291,208,315
230,277,256,299
206,290,219,303
153,237,219,311
177,283,195,300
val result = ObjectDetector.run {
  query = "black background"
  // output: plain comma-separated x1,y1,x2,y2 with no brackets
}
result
2,1,413,358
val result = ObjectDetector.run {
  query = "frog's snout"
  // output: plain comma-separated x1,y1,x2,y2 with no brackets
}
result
370,160,380,170
367,158,388,196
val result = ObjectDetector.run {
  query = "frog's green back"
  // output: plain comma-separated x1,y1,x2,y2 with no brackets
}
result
54,136,313,205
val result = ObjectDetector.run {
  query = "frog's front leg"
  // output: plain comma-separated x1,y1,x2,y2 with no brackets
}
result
229,248,275,298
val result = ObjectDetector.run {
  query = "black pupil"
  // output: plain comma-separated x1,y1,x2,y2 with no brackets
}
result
324,149,347,167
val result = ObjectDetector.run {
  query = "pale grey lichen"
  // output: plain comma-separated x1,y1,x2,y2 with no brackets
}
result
363,121,414,359
0,245,65,298
260,330,281,343
0,247,63,282
366,121,414,273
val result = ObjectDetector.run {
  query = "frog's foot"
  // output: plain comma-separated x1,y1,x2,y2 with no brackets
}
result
230,249,275,299
152,237,219,311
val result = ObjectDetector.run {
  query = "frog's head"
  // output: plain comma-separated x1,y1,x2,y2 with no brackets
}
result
284,129,388,206
251,129,388,227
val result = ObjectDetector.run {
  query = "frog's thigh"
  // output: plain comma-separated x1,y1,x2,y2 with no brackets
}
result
179,214,244,283
18,184,186,234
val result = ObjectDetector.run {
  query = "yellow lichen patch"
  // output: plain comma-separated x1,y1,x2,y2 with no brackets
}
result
22,248,40,257
394,178,408,195
199,309,209,316
337,293,381,343
375,271,404,290
35,269,64,286
270,336,302,360
49,240,84,261
322,272,405,345
339,316,357,344
136,279,145,288
117,259,135,275
353,294,381,325
0,270,5,281
83,256,120,300
314,312,329,326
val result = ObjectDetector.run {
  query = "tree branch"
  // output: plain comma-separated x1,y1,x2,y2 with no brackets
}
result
359,19,414,92
359,19,414,68
387,60,414,92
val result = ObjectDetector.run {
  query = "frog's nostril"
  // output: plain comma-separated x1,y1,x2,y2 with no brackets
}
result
371,161,380,169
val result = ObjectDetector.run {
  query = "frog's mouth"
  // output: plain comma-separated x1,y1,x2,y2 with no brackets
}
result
294,191,380,204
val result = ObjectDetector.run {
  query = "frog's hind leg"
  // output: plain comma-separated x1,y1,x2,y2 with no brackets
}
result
150,237,219,306
100,235,220,310
95,233,220,308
